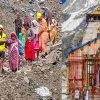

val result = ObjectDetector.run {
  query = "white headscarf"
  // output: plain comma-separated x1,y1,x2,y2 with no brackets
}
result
32,20,39,34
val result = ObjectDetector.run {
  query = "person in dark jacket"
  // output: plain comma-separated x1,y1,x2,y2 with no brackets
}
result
14,13,22,38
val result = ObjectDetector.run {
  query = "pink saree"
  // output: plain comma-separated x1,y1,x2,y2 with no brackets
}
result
7,32,20,72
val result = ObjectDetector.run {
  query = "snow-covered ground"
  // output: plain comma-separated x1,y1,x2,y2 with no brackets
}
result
61,0,98,33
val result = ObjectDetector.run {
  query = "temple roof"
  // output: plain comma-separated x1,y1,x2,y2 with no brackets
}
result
69,36,100,54
90,11,100,15
88,4,100,16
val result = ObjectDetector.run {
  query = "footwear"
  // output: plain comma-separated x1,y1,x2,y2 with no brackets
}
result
12,68,17,72
2,68,5,73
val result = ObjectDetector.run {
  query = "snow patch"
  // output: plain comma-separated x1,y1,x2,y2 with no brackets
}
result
85,0,98,7
35,86,52,97
62,0,98,33
63,0,77,13
62,18,83,32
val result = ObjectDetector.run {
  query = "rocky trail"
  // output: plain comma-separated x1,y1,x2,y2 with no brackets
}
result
0,0,62,100
1,53,62,100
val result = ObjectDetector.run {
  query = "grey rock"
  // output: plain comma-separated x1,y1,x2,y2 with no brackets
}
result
24,76,29,84
46,50,57,64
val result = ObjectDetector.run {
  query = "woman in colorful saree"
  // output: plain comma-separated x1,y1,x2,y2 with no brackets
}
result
25,25,35,61
32,20,39,59
7,32,20,72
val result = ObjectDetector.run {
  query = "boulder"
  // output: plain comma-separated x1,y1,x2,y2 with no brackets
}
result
46,50,57,64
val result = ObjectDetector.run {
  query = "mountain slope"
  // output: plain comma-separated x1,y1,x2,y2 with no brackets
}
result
62,0,99,62
62,0,98,33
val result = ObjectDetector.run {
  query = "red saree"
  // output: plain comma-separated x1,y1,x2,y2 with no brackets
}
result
25,38,35,60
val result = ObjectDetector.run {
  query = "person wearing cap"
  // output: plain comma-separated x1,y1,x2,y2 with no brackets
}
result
0,25,7,73
36,12,49,57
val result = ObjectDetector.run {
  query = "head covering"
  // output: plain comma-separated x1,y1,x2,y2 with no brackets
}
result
0,24,4,29
16,12,20,19
32,20,39,34
36,12,42,20
10,32,18,40
32,20,39,27
16,12,20,16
